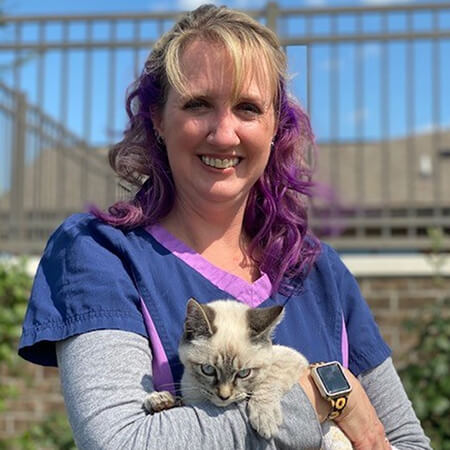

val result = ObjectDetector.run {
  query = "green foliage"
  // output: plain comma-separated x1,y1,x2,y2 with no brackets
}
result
425,227,448,281
0,258,31,410
399,297,450,450
0,413,76,450
0,259,75,449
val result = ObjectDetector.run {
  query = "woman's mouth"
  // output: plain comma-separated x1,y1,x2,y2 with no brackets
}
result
200,155,241,169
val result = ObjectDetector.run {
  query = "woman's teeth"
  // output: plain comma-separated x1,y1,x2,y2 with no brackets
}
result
201,156,240,169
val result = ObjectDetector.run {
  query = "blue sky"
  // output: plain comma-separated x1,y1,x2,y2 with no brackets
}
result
0,0,449,152
1,0,442,15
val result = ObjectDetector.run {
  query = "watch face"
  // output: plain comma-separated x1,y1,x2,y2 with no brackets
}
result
316,363,351,395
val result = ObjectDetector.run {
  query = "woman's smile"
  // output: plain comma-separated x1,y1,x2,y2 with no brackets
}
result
199,155,241,170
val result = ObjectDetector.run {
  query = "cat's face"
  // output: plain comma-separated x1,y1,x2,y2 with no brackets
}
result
178,298,283,407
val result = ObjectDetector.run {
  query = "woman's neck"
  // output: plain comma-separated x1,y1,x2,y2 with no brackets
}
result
159,200,259,283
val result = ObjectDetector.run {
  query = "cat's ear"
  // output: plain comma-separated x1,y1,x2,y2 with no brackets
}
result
183,298,217,341
246,306,284,344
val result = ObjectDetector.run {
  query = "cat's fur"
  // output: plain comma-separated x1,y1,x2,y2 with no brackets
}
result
144,298,352,448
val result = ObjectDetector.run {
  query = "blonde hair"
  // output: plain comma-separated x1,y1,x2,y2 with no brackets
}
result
145,4,286,109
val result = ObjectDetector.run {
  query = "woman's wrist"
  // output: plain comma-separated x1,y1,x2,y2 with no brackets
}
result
299,369,331,423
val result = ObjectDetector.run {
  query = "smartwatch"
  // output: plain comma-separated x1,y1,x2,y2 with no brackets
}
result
310,361,352,420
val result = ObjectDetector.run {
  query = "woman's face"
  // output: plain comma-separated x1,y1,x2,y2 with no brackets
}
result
154,39,276,211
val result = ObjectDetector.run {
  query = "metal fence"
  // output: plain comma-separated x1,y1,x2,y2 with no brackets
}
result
0,2,449,254
0,81,116,253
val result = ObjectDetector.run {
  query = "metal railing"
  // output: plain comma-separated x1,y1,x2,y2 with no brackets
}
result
0,81,116,254
0,2,449,253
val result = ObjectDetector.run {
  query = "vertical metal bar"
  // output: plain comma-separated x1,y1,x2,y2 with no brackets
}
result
431,10,441,222
35,21,46,214
306,16,313,166
133,19,141,78
81,20,93,203
57,20,69,213
406,11,416,237
158,16,164,38
381,12,391,238
107,20,118,206
329,14,339,204
10,92,27,243
266,2,278,34
355,12,365,238
306,16,312,118
108,20,117,143
13,23,22,91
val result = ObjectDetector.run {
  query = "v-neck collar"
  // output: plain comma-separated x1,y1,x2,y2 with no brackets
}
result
146,224,272,307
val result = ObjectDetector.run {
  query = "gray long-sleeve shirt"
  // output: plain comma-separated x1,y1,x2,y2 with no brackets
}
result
56,329,431,450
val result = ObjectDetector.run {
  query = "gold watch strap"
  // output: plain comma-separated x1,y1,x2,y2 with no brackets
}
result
326,395,349,420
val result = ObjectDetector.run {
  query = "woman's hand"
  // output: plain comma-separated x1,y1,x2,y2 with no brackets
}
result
299,367,391,449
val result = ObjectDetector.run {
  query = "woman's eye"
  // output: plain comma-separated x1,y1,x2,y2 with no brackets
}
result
183,99,208,110
237,103,261,115
236,368,251,378
200,364,216,376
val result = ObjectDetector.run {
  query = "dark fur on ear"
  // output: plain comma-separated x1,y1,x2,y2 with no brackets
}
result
183,298,217,341
246,306,284,344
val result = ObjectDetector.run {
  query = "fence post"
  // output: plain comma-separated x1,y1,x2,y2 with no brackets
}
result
10,91,26,246
266,2,279,34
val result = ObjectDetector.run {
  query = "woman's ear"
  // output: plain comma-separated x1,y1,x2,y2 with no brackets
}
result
150,107,164,139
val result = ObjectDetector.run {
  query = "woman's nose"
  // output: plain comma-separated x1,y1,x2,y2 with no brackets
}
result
206,110,240,148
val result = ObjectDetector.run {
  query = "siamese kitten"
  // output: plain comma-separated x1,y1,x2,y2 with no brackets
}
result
144,298,352,448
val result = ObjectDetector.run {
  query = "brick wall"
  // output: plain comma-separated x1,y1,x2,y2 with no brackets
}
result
1,275,449,441
359,276,450,367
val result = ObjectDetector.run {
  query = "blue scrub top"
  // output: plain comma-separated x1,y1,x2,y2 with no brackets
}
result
19,213,390,386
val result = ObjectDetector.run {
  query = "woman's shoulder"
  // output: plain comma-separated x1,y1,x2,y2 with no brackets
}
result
311,240,350,280
46,213,149,256
51,212,123,241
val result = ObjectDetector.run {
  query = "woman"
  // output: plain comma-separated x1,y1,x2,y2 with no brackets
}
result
19,5,430,449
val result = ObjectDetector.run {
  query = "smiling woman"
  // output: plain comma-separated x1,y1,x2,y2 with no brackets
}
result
18,4,430,450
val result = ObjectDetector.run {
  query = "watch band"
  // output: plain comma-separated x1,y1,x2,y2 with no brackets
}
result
310,361,352,421
325,393,349,420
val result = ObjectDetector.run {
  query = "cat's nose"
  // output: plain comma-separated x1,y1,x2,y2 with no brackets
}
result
217,392,231,401
217,385,232,400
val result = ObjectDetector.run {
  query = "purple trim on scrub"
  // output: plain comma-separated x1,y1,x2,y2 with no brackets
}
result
140,298,175,394
147,224,273,307
341,314,349,369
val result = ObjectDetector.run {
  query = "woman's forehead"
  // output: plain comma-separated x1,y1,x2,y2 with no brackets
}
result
176,39,275,102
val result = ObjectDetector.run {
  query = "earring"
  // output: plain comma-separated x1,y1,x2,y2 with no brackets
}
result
270,140,275,150
155,130,165,146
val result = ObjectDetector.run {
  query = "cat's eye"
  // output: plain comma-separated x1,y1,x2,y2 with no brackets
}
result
200,364,216,376
236,368,251,379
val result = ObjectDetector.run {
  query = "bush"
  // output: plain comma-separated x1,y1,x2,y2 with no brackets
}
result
0,258,31,411
0,259,75,449
399,297,450,450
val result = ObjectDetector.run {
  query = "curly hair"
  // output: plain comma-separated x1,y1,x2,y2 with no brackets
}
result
93,4,321,294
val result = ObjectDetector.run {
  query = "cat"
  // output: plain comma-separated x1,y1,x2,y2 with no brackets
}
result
144,298,353,448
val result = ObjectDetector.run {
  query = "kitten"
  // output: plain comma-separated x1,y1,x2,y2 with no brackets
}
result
144,298,352,448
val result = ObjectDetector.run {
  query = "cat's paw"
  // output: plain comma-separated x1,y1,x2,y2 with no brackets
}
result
321,421,354,450
248,400,282,440
144,391,177,413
